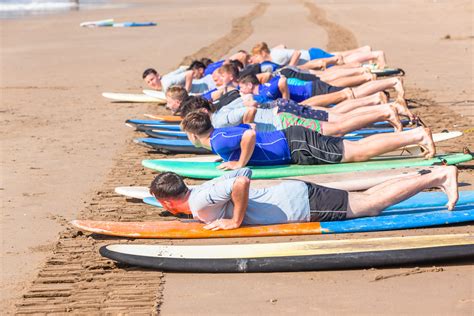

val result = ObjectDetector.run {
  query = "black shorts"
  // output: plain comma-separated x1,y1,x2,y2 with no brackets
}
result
273,99,329,122
283,125,344,165
279,67,319,82
311,80,344,96
305,182,348,221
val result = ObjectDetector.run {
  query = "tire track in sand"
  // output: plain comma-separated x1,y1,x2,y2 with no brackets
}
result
180,2,269,65
301,1,358,51
14,3,269,315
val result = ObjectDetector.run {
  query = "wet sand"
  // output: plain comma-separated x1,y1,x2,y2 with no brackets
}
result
1,0,473,314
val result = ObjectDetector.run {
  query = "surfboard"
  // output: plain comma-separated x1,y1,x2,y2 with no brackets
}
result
134,138,211,154
99,234,474,272
125,119,180,129
72,202,474,239
143,114,182,122
371,68,405,77
142,153,472,179
102,93,166,104
142,89,167,101
115,168,427,200
112,22,156,27
80,19,114,27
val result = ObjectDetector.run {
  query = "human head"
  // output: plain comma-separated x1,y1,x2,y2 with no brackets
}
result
165,86,188,113
238,74,260,94
233,50,251,66
250,42,271,63
188,60,206,79
181,110,213,147
143,68,162,90
176,96,214,118
200,57,214,67
219,63,240,84
149,172,189,215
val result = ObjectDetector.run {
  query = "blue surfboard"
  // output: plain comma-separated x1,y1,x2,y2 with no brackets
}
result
143,191,474,210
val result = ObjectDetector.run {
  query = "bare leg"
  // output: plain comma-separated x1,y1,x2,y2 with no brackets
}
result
342,126,436,161
300,88,353,107
331,45,372,56
318,67,368,82
347,166,459,218
328,92,386,116
352,77,404,100
342,51,387,69
328,73,374,88
321,104,402,136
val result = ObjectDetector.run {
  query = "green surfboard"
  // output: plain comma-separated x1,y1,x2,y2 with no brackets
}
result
142,153,472,179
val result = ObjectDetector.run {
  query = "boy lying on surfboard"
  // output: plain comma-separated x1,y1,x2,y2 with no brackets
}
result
149,166,458,231
179,110,435,170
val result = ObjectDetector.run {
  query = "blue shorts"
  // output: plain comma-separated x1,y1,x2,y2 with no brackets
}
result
272,99,329,122
309,48,334,60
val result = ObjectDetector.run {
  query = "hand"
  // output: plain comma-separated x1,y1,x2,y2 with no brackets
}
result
204,219,240,231
217,161,243,170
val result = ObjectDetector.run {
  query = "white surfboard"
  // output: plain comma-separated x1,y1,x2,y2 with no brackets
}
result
115,186,151,199
143,89,167,102
102,92,166,104
80,19,114,27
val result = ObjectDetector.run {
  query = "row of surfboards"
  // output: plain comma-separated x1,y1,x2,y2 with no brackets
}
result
77,91,474,272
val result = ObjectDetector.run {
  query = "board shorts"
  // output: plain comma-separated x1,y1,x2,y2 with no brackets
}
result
272,98,329,122
312,80,344,96
308,48,335,60
279,67,319,82
283,125,344,165
305,182,348,221
278,112,322,133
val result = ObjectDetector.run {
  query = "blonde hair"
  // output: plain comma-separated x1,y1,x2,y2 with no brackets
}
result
166,85,188,102
251,42,271,55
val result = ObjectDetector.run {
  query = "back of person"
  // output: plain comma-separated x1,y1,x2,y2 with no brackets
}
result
258,76,282,100
210,125,291,166
190,74,216,94
161,71,186,92
189,171,310,225
287,80,313,102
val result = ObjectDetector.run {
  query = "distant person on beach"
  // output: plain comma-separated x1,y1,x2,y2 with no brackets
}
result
149,166,458,230
180,110,435,169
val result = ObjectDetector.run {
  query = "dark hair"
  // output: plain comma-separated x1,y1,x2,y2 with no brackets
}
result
188,60,206,71
200,57,214,67
238,74,260,85
149,172,188,199
176,96,215,118
228,59,244,71
142,68,157,79
220,63,240,79
181,110,213,135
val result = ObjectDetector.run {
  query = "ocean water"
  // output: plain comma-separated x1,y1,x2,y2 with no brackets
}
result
0,0,128,19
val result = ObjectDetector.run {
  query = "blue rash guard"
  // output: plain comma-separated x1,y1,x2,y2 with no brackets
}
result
210,125,291,166
204,60,225,76
257,76,313,103
201,88,217,101
260,61,282,73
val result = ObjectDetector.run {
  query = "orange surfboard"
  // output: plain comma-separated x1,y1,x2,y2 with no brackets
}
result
144,114,182,122
71,220,323,239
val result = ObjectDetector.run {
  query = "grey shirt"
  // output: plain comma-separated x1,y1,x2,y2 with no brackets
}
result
270,48,310,66
188,168,310,225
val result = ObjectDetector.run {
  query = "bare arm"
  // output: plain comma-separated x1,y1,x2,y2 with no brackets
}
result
184,70,193,92
278,76,290,99
203,176,250,230
288,50,301,66
218,129,256,170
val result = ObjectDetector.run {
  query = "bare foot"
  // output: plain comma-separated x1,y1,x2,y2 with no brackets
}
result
387,104,403,132
419,127,436,159
438,166,459,210
375,51,386,69
393,77,405,99
378,91,388,104
393,98,415,121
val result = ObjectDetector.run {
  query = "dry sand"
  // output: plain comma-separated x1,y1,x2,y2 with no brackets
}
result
1,0,473,314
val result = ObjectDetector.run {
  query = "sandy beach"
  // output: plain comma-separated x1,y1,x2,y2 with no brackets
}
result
1,0,473,314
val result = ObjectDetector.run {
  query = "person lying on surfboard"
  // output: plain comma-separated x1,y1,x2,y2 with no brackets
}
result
165,86,188,113
148,166,459,231
180,110,436,169
238,74,414,121
142,67,217,94
251,42,387,70
177,94,407,135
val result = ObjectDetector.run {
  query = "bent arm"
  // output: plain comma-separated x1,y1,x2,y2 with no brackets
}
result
238,129,256,167
229,176,251,227
278,77,290,99
289,50,301,66
184,71,193,92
